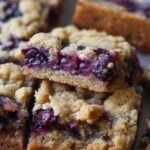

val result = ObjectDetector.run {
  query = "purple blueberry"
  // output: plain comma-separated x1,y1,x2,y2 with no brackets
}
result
79,60,91,76
22,46,49,68
31,109,57,134
0,1,22,22
91,51,118,82
69,121,80,138
60,55,80,75
0,36,21,51
77,45,85,50
50,51,80,75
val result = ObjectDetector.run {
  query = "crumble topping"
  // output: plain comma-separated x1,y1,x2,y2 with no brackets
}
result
29,25,133,58
1,0,49,38
0,63,33,105
0,33,27,62
33,80,106,124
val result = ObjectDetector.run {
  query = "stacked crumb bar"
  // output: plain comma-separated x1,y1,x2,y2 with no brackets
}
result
21,25,142,150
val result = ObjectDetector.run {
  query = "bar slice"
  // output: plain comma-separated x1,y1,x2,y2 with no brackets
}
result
22,26,142,92
27,80,141,150
0,0,62,64
0,63,34,150
73,0,150,53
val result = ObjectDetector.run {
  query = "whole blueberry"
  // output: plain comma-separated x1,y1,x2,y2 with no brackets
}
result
91,51,118,83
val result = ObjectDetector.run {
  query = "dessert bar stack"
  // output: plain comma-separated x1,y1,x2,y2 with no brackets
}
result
0,0,144,150
21,25,142,150
73,0,150,53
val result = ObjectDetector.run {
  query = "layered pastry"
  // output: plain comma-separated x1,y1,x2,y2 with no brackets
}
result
73,0,150,53
140,120,150,150
27,80,141,150
22,26,142,92
0,63,34,150
0,0,62,64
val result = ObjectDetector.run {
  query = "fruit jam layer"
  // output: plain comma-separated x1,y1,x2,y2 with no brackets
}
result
22,44,140,85
22,45,120,84
0,0,22,22
31,108,111,141
0,96,28,131
107,0,150,18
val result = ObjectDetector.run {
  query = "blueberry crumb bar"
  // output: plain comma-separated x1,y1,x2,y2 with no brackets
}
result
73,0,150,53
27,80,141,150
22,26,142,92
0,63,34,150
0,0,62,64
140,120,150,150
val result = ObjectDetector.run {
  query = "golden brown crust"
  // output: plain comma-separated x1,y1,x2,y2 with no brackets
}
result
73,0,150,53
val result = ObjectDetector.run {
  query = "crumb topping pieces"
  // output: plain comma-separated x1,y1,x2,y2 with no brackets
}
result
0,63,33,106
30,26,132,57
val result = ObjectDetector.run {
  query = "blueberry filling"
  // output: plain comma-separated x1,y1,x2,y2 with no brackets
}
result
91,52,118,82
0,0,22,22
107,0,150,18
23,46,119,84
31,109,81,138
87,131,110,141
0,36,25,51
31,109,112,141
0,96,28,131
31,109,57,134
22,46,49,68
68,121,80,138
125,51,142,85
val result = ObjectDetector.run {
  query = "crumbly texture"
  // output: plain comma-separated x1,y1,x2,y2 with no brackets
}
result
23,25,141,92
73,0,150,53
0,63,33,106
140,120,150,150
0,0,62,64
27,80,141,150
0,33,27,64
0,63,34,150
0,0,48,38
